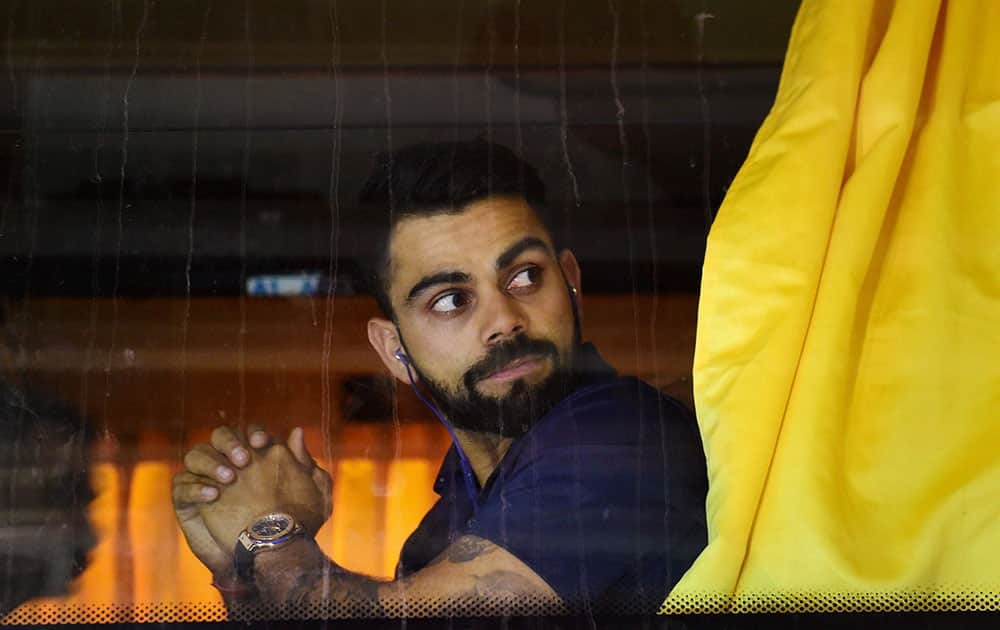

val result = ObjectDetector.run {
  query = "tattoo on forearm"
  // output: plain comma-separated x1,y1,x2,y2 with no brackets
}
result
243,534,559,618
472,570,540,599
280,563,381,609
284,571,315,609
445,536,495,563
325,571,381,604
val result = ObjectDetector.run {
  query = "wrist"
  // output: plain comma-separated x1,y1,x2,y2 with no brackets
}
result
211,572,246,590
248,536,323,601
211,572,257,602
232,511,312,591
239,504,321,537
251,534,317,571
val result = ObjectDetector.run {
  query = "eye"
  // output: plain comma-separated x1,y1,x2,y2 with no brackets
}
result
506,266,541,291
429,291,470,314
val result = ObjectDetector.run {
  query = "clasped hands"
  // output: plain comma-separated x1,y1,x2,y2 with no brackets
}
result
172,424,333,579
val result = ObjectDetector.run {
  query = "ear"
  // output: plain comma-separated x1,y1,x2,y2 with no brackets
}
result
367,317,415,384
558,248,582,307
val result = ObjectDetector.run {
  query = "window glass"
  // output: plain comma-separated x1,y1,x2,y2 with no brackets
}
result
0,0,810,625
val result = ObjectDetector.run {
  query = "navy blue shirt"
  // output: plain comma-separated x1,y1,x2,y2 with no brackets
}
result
396,344,708,613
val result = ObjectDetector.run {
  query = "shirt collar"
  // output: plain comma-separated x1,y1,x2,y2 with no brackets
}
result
432,342,617,496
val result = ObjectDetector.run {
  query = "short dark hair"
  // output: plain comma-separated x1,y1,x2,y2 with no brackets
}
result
357,140,553,318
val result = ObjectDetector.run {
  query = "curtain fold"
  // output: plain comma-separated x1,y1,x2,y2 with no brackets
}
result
664,0,1000,613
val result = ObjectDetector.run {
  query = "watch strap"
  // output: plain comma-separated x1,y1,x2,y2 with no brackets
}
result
233,533,257,583
232,514,305,584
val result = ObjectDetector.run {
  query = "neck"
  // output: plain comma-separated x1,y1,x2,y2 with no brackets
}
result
451,428,515,487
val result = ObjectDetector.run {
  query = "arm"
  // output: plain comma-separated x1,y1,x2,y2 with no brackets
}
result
249,533,561,616
182,427,562,616
172,425,332,605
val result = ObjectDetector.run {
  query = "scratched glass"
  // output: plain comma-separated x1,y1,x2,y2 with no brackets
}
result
0,1,799,626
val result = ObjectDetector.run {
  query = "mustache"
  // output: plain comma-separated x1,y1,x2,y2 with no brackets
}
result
463,335,560,386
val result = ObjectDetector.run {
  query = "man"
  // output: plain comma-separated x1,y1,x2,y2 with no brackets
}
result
0,381,96,618
172,140,708,617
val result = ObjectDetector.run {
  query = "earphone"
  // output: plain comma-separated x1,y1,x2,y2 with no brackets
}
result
389,282,578,508
393,344,479,509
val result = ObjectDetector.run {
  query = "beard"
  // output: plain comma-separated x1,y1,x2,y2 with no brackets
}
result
410,334,576,438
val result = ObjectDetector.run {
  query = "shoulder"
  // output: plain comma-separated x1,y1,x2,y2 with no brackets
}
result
494,375,707,494
532,376,696,448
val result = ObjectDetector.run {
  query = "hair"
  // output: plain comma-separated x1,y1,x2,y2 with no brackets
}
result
0,381,93,616
357,139,555,318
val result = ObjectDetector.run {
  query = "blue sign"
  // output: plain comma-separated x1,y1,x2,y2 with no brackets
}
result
246,273,323,297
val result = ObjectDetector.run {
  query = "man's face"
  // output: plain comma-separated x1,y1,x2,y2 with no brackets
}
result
383,195,580,436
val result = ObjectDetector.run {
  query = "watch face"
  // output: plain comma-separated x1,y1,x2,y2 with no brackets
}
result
250,513,293,541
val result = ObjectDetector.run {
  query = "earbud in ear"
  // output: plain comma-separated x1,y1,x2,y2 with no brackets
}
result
394,349,408,365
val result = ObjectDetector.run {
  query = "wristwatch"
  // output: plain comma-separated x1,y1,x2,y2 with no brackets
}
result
233,512,306,583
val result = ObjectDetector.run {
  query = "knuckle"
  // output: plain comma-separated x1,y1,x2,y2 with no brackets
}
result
183,449,202,470
247,425,270,446
211,425,235,444
172,481,195,504
193,443,218,458
268,443,291,458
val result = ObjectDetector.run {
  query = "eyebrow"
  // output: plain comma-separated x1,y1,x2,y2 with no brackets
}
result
495,236,553,271
402,237,553,306
405,270,473,305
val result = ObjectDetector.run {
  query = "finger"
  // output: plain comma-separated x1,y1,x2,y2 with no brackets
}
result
210,425,250,467
286,426,315,469
314,465,333,499
246,423,271,449
172,471,220,507
183,444,237,484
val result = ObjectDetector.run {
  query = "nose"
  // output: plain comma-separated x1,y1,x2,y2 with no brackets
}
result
481,290,526,345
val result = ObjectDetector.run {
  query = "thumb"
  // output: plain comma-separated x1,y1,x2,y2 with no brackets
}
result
287,426,315,469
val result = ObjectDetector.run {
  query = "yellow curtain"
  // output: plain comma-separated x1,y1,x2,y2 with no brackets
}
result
664,0,1000,614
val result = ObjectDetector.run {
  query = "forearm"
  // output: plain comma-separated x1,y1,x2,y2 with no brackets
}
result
228,534,562,618
212,573,259,612
250,537,383,616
